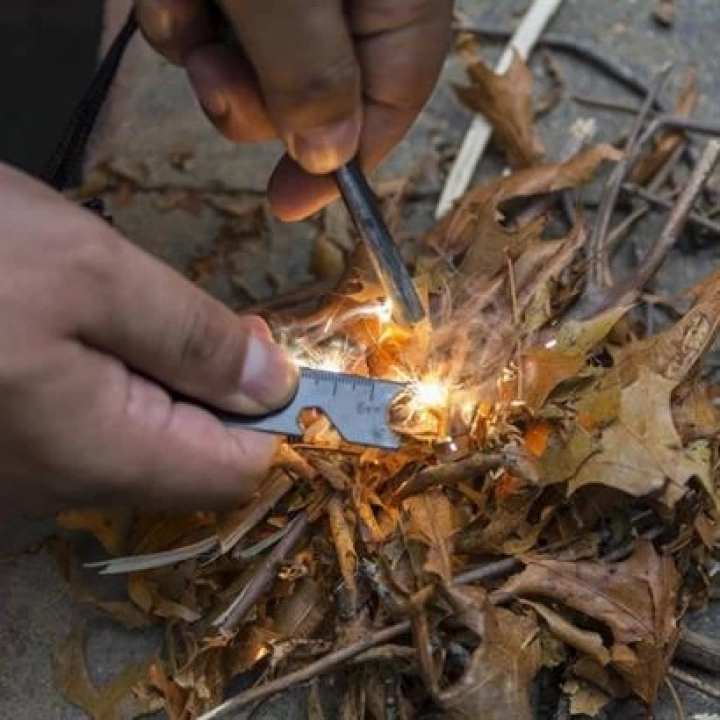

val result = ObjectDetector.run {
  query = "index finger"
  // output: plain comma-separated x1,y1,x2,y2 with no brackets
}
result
219,0,363,174
267,0,453,221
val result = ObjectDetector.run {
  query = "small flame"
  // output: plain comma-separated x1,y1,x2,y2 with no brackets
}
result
544,338,558,349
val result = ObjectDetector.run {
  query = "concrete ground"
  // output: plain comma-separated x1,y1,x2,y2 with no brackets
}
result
1,0,720,718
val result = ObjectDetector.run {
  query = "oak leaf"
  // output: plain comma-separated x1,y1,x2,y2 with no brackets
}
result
436,590,542,720
521,306,627,410
570,367,711,506
402,490,459,581
454,39,542,169
501,541,680,702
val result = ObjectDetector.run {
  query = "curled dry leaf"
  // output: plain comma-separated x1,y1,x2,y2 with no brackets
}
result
501,541,680,702
522,600,611,667
437,591,542,720
401,489,459,582
453,34,542,169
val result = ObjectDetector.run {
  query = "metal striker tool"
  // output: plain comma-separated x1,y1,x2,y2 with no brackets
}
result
335,159,426,327
210,367,406,450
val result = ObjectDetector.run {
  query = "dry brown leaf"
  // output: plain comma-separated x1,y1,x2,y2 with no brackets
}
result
570,367,711,506
437,596,542,720
540,425,599,485
520,307,626,410
454,36,542,168
174,647,227,715
402,490,459,581
523,601,611,667
616,267,720,387
672,381,720,442
54,626,154,720
501,541,680,702
147,662,191,720
427,144,620,268
563,677,612,717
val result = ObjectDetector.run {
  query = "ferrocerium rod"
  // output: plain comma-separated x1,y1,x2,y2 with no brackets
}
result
335,158,426,327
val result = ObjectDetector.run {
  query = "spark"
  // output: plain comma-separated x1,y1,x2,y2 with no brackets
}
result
374,299,394,324
285,338,353,374
411,377,450,410
544,338,558,349
397,368,455,421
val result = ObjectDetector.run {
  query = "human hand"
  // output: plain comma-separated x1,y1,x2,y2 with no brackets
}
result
135,0,453,221
0,163,297,517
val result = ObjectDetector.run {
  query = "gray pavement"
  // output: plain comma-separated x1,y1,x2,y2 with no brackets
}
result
1,1,720,718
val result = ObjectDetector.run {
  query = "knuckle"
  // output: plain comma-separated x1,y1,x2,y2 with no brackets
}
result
177,302,221,370
175,300,240,383
64,219,118,293
355,0,451,33
273,55,359,115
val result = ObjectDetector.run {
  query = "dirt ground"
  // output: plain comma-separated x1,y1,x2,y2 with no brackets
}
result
1,1,719,718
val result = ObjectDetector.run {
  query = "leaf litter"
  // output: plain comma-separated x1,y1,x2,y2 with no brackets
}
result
55,30,720,720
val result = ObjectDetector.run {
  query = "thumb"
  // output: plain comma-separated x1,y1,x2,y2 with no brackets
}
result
78,219,298,415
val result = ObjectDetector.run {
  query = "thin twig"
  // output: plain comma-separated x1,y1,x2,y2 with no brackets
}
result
590,140,720,315
571,94,643,116
197,621,412,719
598,141,687,263
622,183,720,235
664,677,687,720
213,512,309,634
590,63,672,292
393,452,505,501
668,665,720,700
453,557,521,585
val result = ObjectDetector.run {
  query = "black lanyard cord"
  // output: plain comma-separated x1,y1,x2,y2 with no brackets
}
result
41,9,138,193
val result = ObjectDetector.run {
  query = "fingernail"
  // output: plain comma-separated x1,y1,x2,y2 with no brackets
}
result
240,334,298,410
287,115,360,174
